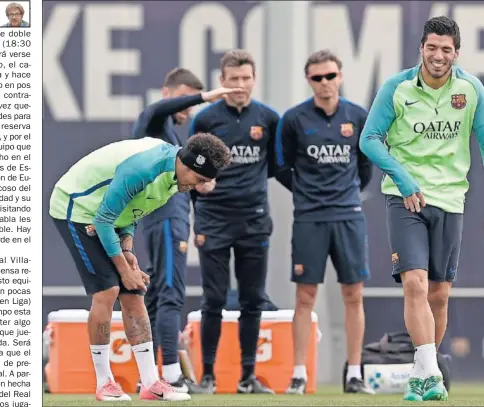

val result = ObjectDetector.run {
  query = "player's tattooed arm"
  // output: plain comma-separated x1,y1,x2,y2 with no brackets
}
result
120,234,134,252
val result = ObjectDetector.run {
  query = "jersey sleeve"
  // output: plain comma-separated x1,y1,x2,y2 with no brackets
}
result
188,109,208,137
472,78,484,163
356,110,373,191
132,94,204,139
93,149,171,257
359,79,420,197
267,109,292,191
275,111,298,171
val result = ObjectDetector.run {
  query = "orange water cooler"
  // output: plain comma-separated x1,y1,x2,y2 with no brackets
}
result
186,309,319,394
44,308,319,394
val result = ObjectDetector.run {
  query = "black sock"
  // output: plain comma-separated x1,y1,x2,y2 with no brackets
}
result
242,364,254,381
201,311,222,377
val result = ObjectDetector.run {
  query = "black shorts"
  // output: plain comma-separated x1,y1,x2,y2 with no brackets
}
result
291,218,370,285
386,195,464,283
291,218,370,284
53,218,144,296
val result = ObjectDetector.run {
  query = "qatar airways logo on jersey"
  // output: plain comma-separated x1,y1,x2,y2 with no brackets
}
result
231,145,260,164
307,144,351,164
413,121,461,140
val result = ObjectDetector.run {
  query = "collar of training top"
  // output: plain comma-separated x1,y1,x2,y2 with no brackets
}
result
178,148,217,179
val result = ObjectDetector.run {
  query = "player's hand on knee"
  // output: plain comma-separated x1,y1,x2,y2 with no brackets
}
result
120,269,147,292
404,192,426,213
123,251,139,270
138,270,150,285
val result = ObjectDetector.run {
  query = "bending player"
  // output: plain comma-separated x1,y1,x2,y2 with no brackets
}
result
48,134,231,402
360,16,484,401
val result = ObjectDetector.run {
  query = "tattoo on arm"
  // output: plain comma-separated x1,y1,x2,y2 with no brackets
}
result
120,234,134,251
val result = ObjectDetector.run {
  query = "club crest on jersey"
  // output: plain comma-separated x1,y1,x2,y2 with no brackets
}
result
340,123,354,137
451,94,466,109
250,126,263,140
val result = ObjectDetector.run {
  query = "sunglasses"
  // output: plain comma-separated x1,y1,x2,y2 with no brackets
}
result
309,73,338,82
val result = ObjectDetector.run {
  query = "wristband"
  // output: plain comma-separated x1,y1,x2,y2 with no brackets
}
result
122,248,134,254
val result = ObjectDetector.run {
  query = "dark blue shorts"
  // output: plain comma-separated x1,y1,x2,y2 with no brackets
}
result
386,195,464,283
53,218,144,296
291,218,370,285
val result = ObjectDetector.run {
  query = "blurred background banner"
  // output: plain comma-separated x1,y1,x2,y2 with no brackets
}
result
42,1,484,382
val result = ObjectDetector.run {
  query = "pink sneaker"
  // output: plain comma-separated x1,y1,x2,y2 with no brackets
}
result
139,379,191,401
95,379,131,401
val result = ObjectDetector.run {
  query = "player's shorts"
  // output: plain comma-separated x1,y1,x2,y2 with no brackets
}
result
53,218,144,296
386,195,463,283
291,218,370,285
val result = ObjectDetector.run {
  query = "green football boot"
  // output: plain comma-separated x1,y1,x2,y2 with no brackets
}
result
403,377,425,401
422,375,448,401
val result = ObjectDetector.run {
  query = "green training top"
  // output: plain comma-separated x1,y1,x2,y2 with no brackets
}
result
360,64,484,213
49,137,180,256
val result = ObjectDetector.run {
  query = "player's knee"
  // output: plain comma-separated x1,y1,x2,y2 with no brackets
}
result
91,286,119,310
201,294,225,314
118,292,145,313
239,290,265,313
402,270,428,299
428,284,450,309
341,282,363,307
295,284,317,310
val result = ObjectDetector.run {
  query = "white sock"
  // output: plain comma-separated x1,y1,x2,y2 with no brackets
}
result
90,345,114,389
346,365,362,382
414,343,441,378
163,362,182,383
132,342,159,389
292,365,307,380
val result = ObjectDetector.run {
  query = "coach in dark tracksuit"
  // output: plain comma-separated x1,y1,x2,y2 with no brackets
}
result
277,50,374,395
189,49,292,394
131,68,237,394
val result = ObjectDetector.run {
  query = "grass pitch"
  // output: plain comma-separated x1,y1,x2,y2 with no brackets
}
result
43,383,484,406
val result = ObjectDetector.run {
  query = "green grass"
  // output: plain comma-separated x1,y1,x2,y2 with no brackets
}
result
43,384,484,406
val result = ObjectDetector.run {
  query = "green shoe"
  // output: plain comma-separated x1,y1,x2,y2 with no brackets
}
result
403,377,425,401
422,375,448,401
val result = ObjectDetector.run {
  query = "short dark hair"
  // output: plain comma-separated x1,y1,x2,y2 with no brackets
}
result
220,49,256,77
163,68,204,90
421,16,460,50
187,133,232,171
304,50,342,76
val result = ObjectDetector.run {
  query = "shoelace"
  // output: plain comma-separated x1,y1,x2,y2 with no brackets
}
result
424,376,440,391
408,379,424,395
104,381,123,395
155,379,177,392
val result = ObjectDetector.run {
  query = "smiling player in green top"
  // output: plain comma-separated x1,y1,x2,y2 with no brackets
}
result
360,16,484,401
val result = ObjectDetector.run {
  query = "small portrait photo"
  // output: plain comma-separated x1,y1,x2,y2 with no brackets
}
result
1,1,29,27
